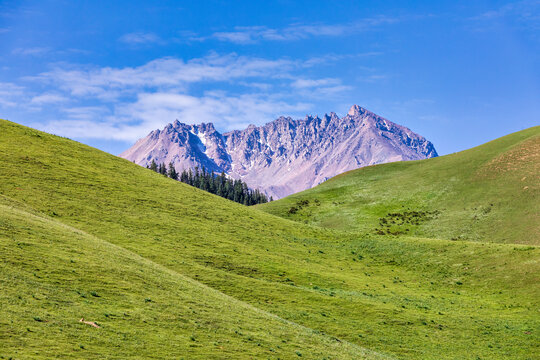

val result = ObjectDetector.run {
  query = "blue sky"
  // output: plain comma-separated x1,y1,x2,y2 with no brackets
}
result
0,0,538,155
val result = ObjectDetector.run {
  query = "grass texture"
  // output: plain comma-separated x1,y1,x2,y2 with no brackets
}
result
0,120,538,359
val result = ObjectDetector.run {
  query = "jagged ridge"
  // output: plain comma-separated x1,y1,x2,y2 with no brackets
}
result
121,105,437,198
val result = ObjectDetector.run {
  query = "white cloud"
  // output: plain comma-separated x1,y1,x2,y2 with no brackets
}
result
358,74,390,83
30,93,68,104
61,106,109,121
203,17,399,44
291,78,342,88
119,32,163,45
0,82,25,107
39,92,311,142
123,92,310,130
211,29,257,44
303,52,383,67
237,81,273,90
471,0,539,21
32,54,297,98
12,47,50,56
312,85,354,96
38,118,115,139
291,78,353,98
18,52,363,143
468,0,540,32
209,25,347,44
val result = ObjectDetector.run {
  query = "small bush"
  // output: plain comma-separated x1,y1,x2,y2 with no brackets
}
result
288,206,299,214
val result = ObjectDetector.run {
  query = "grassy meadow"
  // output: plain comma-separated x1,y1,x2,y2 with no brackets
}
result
0,119,538,359
259,126,539,245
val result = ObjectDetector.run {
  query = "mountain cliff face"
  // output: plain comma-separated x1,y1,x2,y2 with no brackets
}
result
120,105,438,198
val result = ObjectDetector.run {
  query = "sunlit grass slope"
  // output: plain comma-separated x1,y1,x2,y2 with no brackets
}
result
1,120,539,359
0,198,372,359
260,127,540,245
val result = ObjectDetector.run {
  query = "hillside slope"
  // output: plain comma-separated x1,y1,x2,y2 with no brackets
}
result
1,120,539,359
0,197,373,359
259,126,540,245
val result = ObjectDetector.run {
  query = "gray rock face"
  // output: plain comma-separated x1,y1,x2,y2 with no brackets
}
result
120,105,438,198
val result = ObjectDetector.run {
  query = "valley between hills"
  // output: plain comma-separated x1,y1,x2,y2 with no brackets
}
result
0,119,538,359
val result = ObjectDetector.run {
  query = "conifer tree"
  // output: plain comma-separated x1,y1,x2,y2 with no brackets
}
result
188,168,193,186
180,169,187,183
168,162,178,180
159,162,167,176
167,165,268,205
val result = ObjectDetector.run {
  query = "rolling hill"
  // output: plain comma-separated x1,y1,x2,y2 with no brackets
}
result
0,197,373,359
1,119,538,359
259,126,540,245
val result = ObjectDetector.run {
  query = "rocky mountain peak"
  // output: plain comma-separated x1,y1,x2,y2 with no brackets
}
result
197,122,217,131
121,105,438,199
348,104,367,117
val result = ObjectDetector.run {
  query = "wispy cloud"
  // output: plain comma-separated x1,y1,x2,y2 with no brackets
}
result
11,47,90,58
38,92,310,142
120,92,310,133
290,78,354,98
30,93,69,105
470,0,539,21
12,47,51,56
291,78,343,88
119,32,163,45
303,52,383,67
31,54,298,98
468,0,540,31
15,52,371,143
61,106,109,121
197,17,400,44
237,81,273,91
358,74,390,83
0,82,25,107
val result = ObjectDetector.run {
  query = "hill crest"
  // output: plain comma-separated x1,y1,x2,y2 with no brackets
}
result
259,126,540,245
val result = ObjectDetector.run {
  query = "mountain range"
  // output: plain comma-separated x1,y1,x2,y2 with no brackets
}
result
121,105,438,198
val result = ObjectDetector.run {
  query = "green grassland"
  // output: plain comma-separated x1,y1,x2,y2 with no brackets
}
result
259,126,540,245
0,198,376,359
0,119,539,359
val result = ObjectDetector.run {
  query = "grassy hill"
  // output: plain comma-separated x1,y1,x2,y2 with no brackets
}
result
1,119,539,359
0,197,374,359
259,126,540,245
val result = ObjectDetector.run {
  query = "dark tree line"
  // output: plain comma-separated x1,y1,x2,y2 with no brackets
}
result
147,160,271,205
